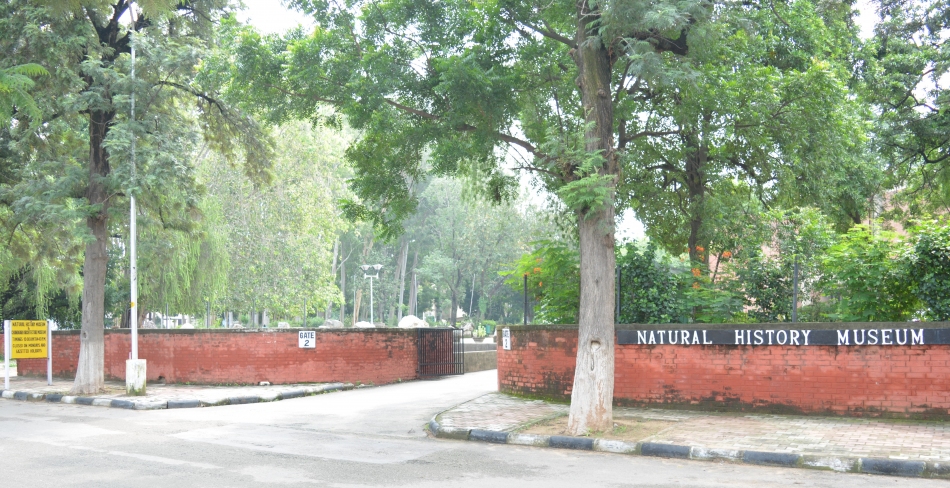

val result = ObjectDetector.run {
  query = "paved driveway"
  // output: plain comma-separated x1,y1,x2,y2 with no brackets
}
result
0,371,944,486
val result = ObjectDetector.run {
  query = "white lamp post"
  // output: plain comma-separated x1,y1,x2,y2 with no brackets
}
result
125,4,146,396
360,264,383,324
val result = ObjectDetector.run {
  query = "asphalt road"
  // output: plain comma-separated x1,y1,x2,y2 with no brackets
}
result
0,371,943,487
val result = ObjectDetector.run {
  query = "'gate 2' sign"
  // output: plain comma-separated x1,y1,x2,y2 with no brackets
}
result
617,327,950,346
298,330,316,348
11,320,48,358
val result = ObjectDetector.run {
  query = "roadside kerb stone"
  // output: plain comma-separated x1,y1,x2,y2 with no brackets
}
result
227,395,259,405
742,450,802,467
133,400,167,410
200,398,231,407
926,462,950,477
278,389,306,400
428,391,950,481
110,399,135,409
802,455,859,472
11,391,44,401
860,458,926,477
594,439,638,454
1,378,349,411
167,399,201,409
550,435,594,451
259,392,281,402
429,416,934,478
509,433,550,447
436,426,472,440
470,429,508,444
690,447,742,462
641,442,690,459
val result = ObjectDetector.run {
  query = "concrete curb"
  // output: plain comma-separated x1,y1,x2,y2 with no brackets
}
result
0,382,351,411
427,414,950,479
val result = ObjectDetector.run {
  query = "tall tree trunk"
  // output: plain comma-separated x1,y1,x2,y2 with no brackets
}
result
396,239,409,321
408,250,418,316
567,0,616,435
354,289,362,325
450,289,458,327
72,109,114,395
326,239,339,320
339,259,346,322
685,140,707,264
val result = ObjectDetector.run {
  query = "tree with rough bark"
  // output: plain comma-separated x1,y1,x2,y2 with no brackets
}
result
620,0,874,263
861,0,950,218
0,0,271,394
226,0,710,434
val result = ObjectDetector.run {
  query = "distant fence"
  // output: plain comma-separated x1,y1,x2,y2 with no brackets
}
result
5,328,422,386
498,322,950,419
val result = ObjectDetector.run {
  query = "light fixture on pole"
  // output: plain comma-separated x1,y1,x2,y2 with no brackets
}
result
360,264,383,324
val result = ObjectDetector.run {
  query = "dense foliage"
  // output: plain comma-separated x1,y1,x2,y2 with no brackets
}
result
511,210,950,324
909,220,950,320
616,243,683,324
1,0,948,411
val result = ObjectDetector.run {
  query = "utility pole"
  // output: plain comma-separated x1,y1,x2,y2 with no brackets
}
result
125,5,147,396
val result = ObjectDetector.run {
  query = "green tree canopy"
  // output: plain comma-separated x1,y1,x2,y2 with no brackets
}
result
0,0,271,393
227,0,713,435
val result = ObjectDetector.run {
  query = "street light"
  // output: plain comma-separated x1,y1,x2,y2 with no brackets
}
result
125,4,147,396
361,264,383,324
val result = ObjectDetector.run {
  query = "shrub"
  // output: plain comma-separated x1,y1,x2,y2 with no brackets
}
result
910,219,950,320
818,225,921,321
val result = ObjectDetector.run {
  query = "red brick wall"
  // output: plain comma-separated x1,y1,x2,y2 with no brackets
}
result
4,328,419,385
498,326,950,417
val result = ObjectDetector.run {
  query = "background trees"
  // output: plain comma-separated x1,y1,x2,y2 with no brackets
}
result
862,0,950,218
0,0,271,393
225,0,714,435
0,0,947,425
621,0,872,263
202,121,349,322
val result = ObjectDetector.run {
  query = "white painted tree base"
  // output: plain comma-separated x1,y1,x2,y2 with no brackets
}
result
126,359,147,396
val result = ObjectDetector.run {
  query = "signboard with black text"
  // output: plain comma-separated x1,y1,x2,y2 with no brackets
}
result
617,327,950,346
298,330,316,348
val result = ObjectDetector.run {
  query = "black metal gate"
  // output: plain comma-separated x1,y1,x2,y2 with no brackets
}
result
417,328,464,377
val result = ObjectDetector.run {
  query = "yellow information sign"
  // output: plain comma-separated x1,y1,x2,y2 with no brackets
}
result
11,320,47,359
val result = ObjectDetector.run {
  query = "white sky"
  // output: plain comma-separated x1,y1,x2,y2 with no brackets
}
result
237,0,313,34
235,0,880,243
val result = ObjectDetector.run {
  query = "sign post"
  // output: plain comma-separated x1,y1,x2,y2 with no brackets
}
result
47,319,52,386
4,320,51,388
3,320,9,390
502,328,511,351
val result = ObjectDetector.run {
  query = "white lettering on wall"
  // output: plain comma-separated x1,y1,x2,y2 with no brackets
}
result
837,330,849,346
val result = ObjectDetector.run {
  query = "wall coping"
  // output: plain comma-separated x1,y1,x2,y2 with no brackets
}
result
503,321,950,332
40,327,420,336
